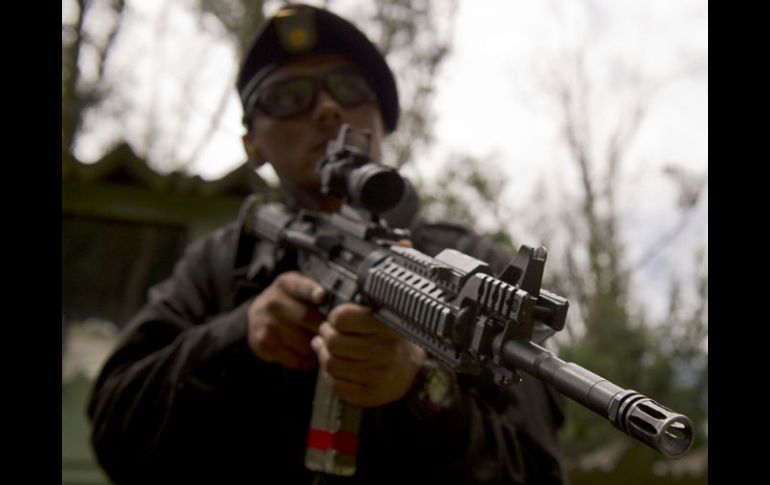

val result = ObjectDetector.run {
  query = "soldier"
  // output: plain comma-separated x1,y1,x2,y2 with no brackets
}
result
88,4,567,484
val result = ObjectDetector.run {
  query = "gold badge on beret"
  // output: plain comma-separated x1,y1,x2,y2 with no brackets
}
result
275,6,318,53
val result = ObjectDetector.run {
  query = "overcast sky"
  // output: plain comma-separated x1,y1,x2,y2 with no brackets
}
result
66,0,708,326
424,0,707,324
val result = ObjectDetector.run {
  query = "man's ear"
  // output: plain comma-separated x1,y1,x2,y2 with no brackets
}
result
242,133,265,169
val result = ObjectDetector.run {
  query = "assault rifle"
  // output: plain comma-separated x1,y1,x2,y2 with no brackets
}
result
243,125,694,476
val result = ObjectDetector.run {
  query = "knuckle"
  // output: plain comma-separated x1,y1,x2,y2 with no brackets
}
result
322,334,341,354
315,343,329,365
263,297,281,314
275,272,294,285
282,271,306,288
255,323,276,344
248,318,265,339
274,272,297,292
328,309,350,328
326,306,341,323
319,321,333,337
253,334,277,359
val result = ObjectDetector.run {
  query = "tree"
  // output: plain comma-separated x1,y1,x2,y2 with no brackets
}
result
364,0,458,171
62,0,127,158
418,152,518,254
63,0,458,181
63,0,266,174
525,2,708,461
407,1,708,465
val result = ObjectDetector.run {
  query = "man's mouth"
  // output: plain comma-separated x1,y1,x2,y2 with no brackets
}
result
311,138,336,157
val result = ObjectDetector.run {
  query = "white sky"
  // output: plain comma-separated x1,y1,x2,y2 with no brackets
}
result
66,0,708,326
425,0,708,325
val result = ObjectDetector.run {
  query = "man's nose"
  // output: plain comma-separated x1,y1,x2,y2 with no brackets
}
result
312,89,343,128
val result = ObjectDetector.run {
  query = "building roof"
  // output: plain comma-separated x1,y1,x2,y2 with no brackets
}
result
62,142,270,197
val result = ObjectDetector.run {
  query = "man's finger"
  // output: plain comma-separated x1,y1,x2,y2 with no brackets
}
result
275,272,326,304
318,322,375,361
276,325,318,362
327,303,380,335
258,336,314,370
322,372,372,406
267,292,324,333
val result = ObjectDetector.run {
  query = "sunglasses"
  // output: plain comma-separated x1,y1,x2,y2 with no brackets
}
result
251,69,377,119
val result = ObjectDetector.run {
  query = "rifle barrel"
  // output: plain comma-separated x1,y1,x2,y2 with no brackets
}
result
501,339,694,458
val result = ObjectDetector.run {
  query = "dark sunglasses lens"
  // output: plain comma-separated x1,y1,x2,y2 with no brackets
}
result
258,78,316,118
326,72,376,107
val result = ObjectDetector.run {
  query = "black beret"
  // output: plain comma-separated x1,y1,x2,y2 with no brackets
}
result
237,4,400,133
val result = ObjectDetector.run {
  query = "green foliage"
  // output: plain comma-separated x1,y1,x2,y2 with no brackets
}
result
414,129,710,470
521,25,710,469
418,154,512,229
647,259,708,446
557,246,707,460
62,374,112,484
559,316,652,455
486,229,517,257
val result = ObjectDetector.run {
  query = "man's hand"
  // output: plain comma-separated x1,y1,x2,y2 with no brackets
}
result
247,271,326,370
311,303,426,408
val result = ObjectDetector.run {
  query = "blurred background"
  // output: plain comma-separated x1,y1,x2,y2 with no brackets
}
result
62,0,708,483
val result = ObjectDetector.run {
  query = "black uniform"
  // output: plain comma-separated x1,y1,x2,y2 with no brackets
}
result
88,196,568,485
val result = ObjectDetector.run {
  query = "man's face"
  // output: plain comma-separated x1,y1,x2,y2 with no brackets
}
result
243,54,386,208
